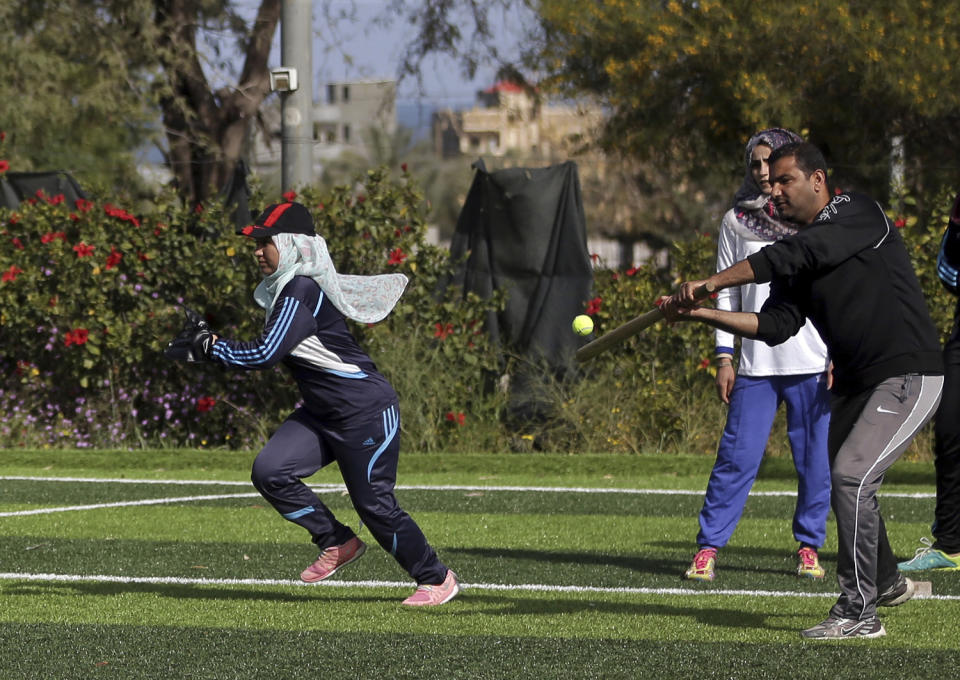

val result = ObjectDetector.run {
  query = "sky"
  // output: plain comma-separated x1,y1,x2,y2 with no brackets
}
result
249,0,533,105
246,0,536,139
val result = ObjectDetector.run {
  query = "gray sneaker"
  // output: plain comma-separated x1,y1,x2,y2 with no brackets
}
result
801,616,886,639
877,574,917,607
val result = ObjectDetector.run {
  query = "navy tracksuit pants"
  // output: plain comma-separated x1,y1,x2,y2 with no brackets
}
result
251,402,448,585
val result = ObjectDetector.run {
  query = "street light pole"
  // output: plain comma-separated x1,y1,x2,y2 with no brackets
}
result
280,0,313,192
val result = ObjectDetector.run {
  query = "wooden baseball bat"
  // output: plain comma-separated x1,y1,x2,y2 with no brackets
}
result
575,282,716,363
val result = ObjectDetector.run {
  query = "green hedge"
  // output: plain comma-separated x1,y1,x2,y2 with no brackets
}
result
0,160,955,455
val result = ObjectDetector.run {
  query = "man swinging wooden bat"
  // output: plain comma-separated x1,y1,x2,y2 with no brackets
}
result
659,141,943,640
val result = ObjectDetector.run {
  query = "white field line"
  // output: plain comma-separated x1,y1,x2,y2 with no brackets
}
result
0,571,956,601
0,493,260,517
0,475,936,499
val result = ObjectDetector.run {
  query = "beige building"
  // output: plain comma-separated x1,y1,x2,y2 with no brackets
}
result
249,79,397,178
433,81,602,159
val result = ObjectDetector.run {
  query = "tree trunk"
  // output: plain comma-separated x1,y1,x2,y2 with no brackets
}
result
154,0,281,206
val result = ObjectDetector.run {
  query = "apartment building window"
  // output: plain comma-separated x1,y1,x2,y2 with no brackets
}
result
327,84,336,104
342,85,350,102
343,124,351,142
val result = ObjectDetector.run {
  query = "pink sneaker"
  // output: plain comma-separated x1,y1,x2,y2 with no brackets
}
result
300,536,366,583
797,546,826,579
402,569,460,607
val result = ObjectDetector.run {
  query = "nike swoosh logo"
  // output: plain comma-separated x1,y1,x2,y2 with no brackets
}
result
840,622,865,635
876,406,899,415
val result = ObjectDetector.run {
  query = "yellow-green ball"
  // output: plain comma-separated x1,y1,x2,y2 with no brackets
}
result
572,314,594,336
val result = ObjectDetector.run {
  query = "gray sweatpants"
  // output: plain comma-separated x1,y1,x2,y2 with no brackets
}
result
828,373,943,620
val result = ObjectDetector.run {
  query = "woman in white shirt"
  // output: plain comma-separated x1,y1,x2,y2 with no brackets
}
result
683,129,831,582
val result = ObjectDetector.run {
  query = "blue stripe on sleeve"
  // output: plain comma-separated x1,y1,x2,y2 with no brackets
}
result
213,297,299,366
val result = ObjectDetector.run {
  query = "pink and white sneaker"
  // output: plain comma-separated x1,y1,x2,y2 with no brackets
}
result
300,536,366,583
402,569,460,607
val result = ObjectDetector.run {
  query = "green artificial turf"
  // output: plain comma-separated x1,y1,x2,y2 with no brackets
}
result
0,450,953,679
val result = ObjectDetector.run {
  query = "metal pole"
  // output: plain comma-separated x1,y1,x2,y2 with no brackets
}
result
281,0,313,192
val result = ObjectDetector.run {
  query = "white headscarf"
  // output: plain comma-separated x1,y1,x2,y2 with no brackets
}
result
253,232,408,324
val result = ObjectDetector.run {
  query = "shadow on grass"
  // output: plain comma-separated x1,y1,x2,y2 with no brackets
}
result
446,544,839,585
449,545,681,577
1,580,798,635
457,591,793,630
1,581,401,605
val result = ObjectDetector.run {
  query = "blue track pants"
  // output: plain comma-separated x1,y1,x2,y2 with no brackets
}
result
696,373,832,550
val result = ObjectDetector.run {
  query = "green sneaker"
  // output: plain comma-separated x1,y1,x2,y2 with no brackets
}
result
898,537,960,572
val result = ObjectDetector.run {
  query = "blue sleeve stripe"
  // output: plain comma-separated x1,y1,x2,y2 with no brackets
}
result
367,405,399,483
216,298,298,366
314,290,324,317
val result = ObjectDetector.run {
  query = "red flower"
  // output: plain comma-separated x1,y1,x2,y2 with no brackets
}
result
48,193,64,206
894,217,906,229
445,411,466,426
282,190,297,202
41,231,66,244
196,396,217,413
401,163,408,172
11,237,23,250
2,265,23,282
105,246,123,270
585,296,602,315
104,203,140,227
611,272,620,281
194,203,204,214
75,198,94,213
387,247,407,265
626,267,638,276
434,322,454,340
590,253,600,263
699,357,710,369
357,195,366,204
73,242,95,257
64,328,90,347
0,160,9,173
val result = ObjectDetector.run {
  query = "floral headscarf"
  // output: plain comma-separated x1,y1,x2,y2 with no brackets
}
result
253,232,408,324
731,127,804,241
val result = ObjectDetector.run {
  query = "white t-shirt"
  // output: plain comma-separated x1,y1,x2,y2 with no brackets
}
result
715,208,830,377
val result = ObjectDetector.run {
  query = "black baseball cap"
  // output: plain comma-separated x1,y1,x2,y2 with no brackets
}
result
240,202,316,238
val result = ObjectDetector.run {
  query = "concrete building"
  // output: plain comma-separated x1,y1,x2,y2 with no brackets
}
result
432,81,602,160
248,79,397,179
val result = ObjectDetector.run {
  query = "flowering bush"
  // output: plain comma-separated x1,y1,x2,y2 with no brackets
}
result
0,164,505,451
0,136,953,455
